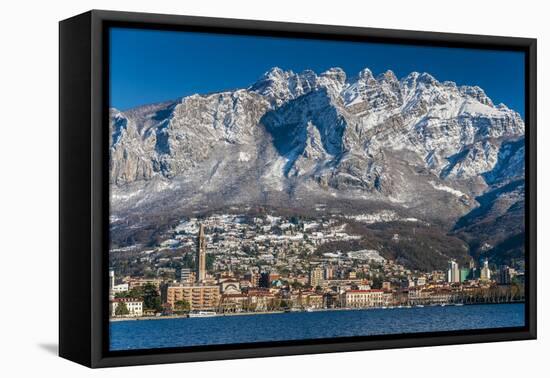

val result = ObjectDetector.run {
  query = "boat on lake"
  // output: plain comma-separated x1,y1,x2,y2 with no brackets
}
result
188,311,217,318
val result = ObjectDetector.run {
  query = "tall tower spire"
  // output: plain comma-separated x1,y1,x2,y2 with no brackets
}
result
197,223,206,283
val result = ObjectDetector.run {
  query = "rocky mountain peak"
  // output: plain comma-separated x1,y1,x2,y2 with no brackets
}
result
418,72,438,85
249,67,317,108
321,67,347,83
459,85,494,106
262,66,288,80
401,71,421,88
357,67,375,82
377,70,398,84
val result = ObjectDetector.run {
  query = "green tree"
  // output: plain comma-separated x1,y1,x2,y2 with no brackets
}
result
278,267,290,276
114,291,130,299
206,254,215,271
114,301,129,316
174,299,191,313
181,253,196,270
372,276,384,289
355,271,367,279
279,300,289,309
291,281,303,290
142,283,162,312
126,286,144,299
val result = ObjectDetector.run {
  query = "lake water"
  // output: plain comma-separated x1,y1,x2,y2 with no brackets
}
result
110,303,524,351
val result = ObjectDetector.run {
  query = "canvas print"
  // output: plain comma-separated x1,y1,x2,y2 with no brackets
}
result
108,28,526,351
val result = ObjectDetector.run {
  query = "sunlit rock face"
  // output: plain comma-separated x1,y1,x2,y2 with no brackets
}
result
109,67,524,229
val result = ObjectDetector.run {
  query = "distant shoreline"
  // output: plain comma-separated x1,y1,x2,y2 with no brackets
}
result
109,301,524,322
110,310,285,322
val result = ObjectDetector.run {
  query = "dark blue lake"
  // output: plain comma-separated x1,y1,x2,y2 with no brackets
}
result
110,303,525,351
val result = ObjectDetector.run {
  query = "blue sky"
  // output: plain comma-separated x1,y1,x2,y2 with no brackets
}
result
110,28,525,117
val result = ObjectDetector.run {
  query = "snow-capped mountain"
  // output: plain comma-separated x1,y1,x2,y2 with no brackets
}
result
109,67,524,232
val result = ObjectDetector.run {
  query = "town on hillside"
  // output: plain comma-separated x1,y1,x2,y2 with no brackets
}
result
109,214,525,319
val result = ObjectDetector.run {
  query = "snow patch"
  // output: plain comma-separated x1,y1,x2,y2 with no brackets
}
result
429,181,465,197
347,249,386,263
111,189,143,201
238,152,251,162
346,210,419,224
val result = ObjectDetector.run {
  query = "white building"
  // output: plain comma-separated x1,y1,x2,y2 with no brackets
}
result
111,298,143,317
180,268,192,284
112,283,129,293
109,269,115,290
309,267,324,288
415,277,427,286
447,260,460,283
220,280,241,294
343,290,390,308
480,259,491,282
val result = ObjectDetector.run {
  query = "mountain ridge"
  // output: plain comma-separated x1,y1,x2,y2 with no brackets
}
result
108,66,525,265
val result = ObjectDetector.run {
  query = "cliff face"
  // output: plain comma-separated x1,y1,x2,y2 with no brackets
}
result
111,67,522,209
108,67,525,263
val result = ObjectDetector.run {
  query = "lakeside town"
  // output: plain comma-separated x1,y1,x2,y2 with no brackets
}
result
109,213,525,319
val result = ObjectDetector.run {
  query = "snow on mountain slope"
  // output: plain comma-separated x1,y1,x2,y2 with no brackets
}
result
109,66,525,227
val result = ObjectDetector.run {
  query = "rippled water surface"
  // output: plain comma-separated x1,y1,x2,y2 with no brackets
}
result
110,303,525,351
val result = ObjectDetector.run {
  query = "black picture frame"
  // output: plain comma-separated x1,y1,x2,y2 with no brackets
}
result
59,9,537,368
